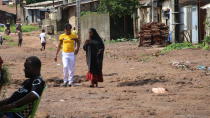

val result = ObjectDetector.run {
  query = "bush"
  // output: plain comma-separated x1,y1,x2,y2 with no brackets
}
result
203,36,210,50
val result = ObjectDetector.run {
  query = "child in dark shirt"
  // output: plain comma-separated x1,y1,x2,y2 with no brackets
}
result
0,56,45,118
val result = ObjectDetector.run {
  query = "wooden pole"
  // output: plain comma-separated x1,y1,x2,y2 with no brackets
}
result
151,0,154,22
16,0,18,21
76,0,81,38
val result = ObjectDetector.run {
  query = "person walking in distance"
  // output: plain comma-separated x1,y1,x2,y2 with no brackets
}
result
54,24,80,87
0,33,3,45
18,30,23,47
40,29,46,51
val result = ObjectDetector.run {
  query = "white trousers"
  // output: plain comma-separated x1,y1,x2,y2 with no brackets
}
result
62,52,75,84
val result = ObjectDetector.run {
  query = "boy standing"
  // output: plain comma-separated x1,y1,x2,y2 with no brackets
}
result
18,31,23,47
54,24,80,87
40,29,46,51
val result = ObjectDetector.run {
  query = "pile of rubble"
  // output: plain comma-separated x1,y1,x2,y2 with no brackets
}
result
138,22,169,47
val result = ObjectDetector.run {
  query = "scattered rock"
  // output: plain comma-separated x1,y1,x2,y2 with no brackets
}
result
59,99,65,102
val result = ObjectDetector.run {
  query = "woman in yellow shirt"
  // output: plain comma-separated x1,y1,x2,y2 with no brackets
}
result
55,24,80,87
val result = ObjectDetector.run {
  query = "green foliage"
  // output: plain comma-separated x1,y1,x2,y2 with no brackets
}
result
3,35,12,40
98,0,139,17
48,48,55,51
0,25,39,33
7,41,17,47
161,42,196,53
21,25,39,32
203,36,210,50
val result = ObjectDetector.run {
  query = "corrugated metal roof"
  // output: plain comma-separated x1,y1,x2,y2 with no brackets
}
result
201,3,210,9
57,0,98,8
25,0,98,9
139,0,210,6
25,0,63,7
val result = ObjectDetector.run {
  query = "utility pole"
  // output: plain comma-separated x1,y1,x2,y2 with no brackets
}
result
151,0,154,22
76,0,81,38
16,0,18,21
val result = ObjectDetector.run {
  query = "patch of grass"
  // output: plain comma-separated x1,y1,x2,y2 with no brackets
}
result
138,54,154,63
0,25,39,33
48,48,55,51
202,36,210,50
138,56,153,63
7,41,17,47
21,25,39,32
3,35,12,40
161,42,196,54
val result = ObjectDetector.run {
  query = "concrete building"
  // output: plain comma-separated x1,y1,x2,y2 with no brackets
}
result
136,0,171,37
24,0,63,24
202,4,210,37
179,0,209,43
23,0,98,34
136,0,210,43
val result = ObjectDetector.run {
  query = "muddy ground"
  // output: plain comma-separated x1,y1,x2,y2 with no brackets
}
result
0,32,210,118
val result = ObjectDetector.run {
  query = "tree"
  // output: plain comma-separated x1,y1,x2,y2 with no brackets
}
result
98,0,139,17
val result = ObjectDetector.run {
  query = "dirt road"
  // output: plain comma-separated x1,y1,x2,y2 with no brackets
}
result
1,32,210,118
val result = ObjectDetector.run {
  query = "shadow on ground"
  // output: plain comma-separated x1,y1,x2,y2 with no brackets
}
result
46,75,86,87
118,77,168,87
104,73,118,77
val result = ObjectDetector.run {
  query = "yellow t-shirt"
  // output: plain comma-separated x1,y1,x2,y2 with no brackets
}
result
59,33,78,53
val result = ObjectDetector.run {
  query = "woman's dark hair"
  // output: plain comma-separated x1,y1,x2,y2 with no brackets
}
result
65,24,72,30
89,28,103,42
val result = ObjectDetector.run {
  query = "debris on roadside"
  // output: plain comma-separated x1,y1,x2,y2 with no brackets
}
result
171,61,191,70
197,65,207,70
59,99,65,102
152,87,167,94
